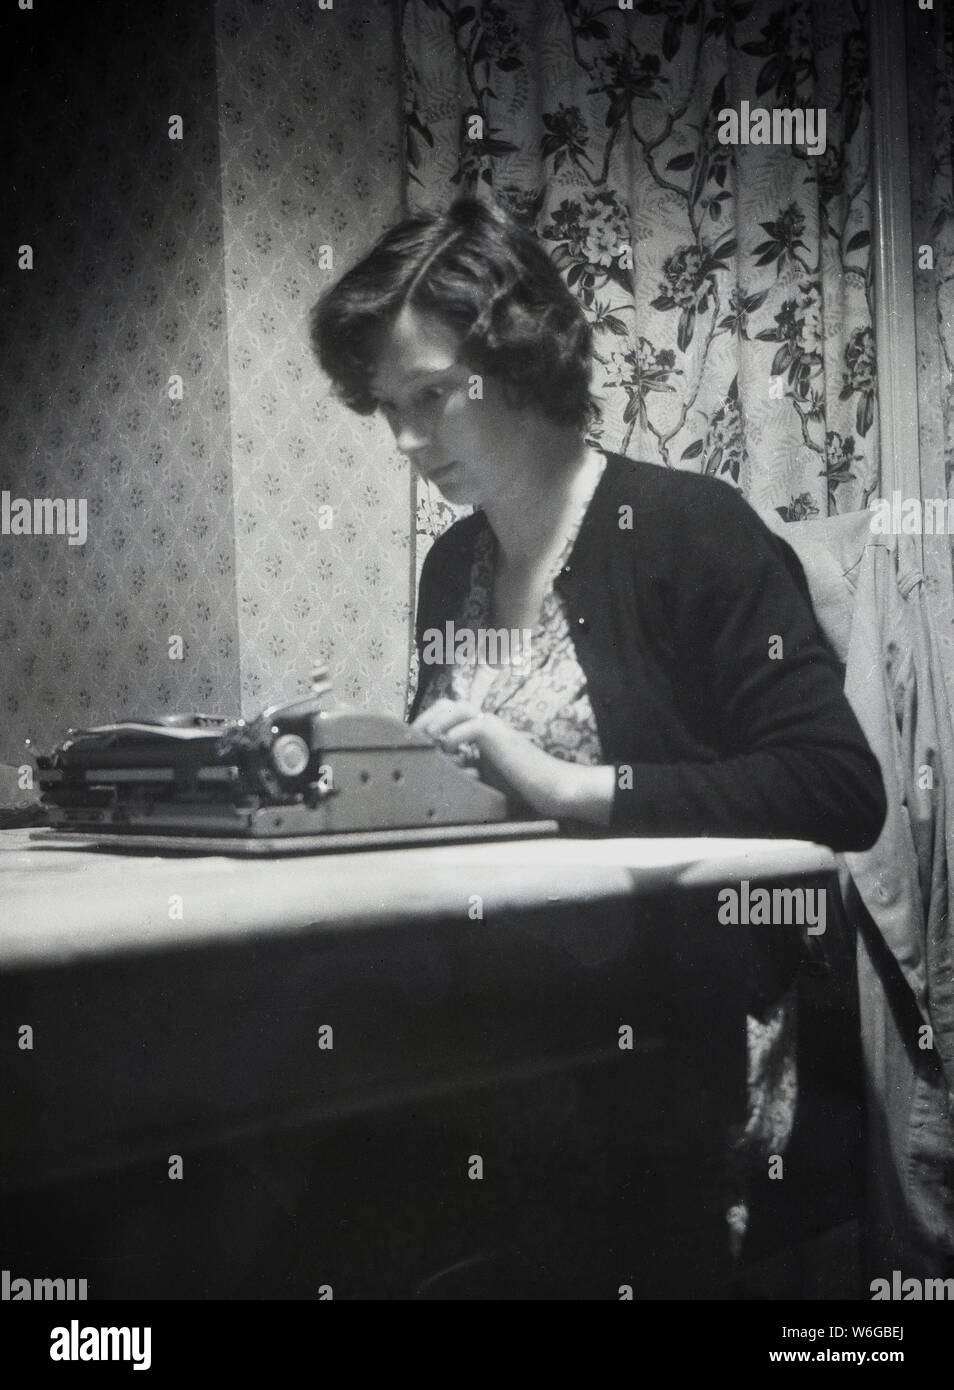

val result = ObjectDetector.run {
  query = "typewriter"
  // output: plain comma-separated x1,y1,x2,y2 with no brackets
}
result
33,668,557,852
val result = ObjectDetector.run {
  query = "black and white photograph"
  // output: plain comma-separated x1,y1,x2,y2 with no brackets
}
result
1,0,952,1359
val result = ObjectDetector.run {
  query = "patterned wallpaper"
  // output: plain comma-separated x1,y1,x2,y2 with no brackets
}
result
0,0,239,775
0,0,411,799
214,0,410,718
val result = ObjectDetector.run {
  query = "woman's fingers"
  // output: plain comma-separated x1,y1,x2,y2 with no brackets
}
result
413,698,483,742
434,716,487,751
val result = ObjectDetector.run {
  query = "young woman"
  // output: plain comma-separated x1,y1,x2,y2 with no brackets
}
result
309,196,886,854
309,196,889,1282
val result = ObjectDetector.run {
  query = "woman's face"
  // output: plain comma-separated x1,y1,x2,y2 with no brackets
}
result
370,304,531,507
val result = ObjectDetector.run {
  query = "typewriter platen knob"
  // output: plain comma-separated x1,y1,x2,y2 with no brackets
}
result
270,733,310,779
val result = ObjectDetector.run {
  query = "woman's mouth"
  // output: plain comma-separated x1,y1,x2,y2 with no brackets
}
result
426,461,458,484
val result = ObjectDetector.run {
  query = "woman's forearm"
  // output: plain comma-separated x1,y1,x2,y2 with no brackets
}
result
554,761,616,826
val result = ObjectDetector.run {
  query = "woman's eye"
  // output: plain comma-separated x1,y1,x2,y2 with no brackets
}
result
376,384,450,420
419,384,448,405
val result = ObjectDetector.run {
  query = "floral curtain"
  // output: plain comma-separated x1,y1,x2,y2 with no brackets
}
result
401,0,877,551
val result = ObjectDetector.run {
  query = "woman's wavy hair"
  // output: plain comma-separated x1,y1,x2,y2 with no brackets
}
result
309,198,595,432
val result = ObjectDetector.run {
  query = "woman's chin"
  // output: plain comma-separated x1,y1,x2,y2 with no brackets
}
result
432,476,474,506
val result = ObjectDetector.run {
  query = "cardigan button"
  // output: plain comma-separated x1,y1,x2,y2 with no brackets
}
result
561,563,573,577
576,616,589,632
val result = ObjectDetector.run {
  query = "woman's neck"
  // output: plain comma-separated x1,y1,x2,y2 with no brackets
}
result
481,426,601,570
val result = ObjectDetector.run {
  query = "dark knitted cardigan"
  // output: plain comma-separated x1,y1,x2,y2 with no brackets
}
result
410,453,886,853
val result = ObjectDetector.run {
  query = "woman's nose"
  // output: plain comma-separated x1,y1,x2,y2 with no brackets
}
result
394,417,429,455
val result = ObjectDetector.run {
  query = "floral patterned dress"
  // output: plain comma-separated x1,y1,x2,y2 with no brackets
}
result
417,460,605,770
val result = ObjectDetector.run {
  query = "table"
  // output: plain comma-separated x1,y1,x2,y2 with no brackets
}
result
0,829,836,1299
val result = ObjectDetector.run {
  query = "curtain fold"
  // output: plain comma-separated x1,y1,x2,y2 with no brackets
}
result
908,0,954,697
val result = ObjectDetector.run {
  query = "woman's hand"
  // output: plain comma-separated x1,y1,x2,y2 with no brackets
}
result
412,698,615,825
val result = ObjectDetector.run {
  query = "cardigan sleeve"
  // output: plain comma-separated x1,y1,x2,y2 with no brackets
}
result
610,480,887,852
